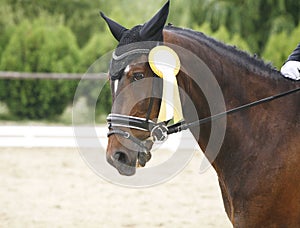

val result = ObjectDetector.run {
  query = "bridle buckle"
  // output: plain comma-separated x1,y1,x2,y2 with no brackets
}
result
151,123,168,142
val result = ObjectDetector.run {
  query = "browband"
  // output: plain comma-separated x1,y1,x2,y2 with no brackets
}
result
112,48,151,61
109,42,161,80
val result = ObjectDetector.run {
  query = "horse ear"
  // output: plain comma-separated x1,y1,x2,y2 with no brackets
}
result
100,12,128,42
139,1,170,41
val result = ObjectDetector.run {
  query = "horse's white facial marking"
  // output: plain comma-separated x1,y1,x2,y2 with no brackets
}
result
114,79,119,94
124,65,130,74
114,65,130,94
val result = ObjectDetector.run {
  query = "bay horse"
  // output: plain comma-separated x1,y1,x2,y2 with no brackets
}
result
101,1,300,226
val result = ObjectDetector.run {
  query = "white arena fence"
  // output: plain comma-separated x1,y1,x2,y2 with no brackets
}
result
0,72,198,150
0,126,106,148
0,126,197,150
0,71,105,80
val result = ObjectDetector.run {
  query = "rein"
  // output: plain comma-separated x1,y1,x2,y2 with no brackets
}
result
108,86,300,144
167,86,300,134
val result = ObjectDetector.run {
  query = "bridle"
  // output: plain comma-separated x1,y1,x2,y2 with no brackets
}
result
107,47,170,166
107,47,300,167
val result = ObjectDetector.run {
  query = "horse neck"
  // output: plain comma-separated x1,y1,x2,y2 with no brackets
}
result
164,27,299,170
165,28,296,103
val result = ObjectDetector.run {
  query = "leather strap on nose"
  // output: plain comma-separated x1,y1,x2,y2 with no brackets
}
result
107,128,152,167
107,114,156,132
107,129,149,151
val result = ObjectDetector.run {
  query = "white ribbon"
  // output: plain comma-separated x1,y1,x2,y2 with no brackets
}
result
149,46,183,123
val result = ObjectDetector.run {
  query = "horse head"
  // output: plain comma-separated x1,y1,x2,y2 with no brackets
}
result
101,1,170,175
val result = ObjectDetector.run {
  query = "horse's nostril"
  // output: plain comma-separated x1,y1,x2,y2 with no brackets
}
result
110,151,136,176
113,151,128,164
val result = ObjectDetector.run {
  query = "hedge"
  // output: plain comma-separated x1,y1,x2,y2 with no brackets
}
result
0,18,80,119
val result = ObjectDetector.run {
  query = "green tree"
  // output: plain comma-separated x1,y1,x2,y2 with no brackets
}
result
189,0,300,54
5,0,102,47
79,32,116,72
263,24,300,69
169,0,193,27
0,18,80,119
0,2,21,64
78,32,116,116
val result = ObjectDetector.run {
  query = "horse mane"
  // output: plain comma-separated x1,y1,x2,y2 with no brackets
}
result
166,25,293,82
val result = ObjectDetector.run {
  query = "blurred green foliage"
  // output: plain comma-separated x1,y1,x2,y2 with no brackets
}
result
0,18,79,119
263,24,300,68
189,0,300,53
0,0,299,121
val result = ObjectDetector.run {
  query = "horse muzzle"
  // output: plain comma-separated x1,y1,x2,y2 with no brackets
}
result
107,128,153,175
107,145,152,176
106,113,169,175
108,150,137,176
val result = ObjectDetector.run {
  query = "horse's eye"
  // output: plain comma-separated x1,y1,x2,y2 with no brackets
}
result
133,72,144,81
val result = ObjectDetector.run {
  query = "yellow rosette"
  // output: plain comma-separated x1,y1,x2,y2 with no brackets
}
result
149,46,183,123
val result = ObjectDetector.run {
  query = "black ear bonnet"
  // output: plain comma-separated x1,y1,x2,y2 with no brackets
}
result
100,1,170,80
